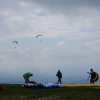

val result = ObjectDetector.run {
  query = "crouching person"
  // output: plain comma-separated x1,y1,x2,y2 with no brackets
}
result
23,72,33,84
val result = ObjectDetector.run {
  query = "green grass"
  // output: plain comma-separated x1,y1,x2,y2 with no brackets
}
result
0,84,100,100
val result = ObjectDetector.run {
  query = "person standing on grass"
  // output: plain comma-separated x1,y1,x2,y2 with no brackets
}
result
23,72,33,84
56,70,62,84
87,69,99,84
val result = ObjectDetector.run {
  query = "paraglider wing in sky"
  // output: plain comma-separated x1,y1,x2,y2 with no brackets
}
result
36,35,43,38
13,41,18,44
13,41,18,49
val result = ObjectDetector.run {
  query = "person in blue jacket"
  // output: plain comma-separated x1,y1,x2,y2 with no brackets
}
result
56,70,62,84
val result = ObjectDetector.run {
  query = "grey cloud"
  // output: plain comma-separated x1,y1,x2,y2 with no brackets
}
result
0,0,100,41
32,0,100,15
28,0,100,8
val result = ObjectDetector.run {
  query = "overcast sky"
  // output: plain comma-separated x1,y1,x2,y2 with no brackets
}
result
0,0,100,83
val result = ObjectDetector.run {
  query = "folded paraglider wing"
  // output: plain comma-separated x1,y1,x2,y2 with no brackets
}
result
92,72,99,82
22,82,63,88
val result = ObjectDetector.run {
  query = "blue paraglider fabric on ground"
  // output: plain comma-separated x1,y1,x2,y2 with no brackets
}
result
22,82,63,88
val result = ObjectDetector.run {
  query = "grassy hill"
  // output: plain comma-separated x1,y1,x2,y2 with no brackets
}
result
0,84,100,100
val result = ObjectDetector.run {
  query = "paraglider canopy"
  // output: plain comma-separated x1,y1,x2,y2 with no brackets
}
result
36,35,43,42
13,41,18,44
13,41,18,49
36,35,43,38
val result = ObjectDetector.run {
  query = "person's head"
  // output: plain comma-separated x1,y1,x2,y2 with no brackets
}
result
90,69,93,72
58,70,60,72
30,73,33,76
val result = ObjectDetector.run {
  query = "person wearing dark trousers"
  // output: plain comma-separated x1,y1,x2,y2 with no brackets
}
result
56,70,62,84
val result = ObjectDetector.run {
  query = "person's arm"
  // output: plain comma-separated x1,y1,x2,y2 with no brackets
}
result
87,72,90,74
56,73,58,76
